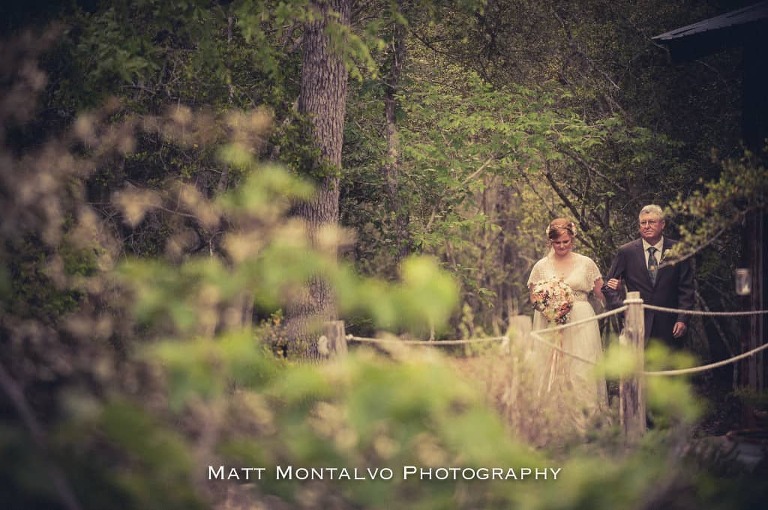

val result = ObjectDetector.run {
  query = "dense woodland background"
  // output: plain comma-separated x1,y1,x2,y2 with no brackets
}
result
1,1,767,509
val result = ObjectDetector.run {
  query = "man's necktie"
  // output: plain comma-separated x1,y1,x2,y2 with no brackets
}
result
647,247,658,285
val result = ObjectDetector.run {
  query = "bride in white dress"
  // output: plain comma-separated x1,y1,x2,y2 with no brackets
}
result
526,218,607,432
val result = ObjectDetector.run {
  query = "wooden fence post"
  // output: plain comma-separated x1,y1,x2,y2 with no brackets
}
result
504,315,532,354
621,291,646,441
320,320,347,358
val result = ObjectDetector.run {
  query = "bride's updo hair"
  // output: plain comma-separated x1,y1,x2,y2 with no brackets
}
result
546,218,577,240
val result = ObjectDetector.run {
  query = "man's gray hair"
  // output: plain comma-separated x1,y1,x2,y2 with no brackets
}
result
639,204,665,220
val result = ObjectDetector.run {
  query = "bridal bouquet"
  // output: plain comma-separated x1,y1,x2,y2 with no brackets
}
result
531,277,574,325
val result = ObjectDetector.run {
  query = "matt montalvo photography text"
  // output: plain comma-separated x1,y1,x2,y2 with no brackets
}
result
209,465,563,482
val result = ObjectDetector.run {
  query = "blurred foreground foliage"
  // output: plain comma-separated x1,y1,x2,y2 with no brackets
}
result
1,28,766,510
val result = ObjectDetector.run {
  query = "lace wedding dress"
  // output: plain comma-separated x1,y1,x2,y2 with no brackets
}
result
527,253,608,432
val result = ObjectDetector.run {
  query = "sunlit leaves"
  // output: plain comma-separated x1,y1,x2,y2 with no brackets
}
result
598,342,642,379
68,399,207,510
147,329,280,409
117,131,460,338
256,349,545,508
599,341,702,427
217,164,314,217
397,256,460,328
644,343,702,426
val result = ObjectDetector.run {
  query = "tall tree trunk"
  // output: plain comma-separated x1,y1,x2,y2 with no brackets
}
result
383,5,410,264
287,0,350,357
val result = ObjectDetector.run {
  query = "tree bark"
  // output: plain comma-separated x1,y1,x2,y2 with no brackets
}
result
383,5,410,263
287,0,351,357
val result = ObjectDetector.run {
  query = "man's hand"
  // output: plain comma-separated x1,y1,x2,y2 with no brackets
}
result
606,278,621,290
672,321,687,338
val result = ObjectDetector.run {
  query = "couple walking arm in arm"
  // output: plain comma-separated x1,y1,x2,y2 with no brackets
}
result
525,205,695,435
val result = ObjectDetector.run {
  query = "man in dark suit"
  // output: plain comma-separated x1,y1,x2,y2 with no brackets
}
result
603,205,695,347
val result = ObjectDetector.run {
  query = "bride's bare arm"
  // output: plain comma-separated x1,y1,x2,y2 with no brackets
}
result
593,277,606,308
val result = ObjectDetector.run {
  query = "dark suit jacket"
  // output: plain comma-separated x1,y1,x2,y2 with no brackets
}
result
602,238,695,345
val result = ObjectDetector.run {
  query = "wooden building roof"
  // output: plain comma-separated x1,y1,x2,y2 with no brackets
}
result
652,1,768,61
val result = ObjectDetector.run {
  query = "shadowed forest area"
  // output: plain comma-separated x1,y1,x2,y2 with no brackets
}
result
1,1,767,509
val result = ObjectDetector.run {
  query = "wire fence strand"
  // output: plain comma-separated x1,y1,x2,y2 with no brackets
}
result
643,341,768,376
344,301,768,377
643,304,768,316
530,302,768,375
528,331,599,366
530,305,628,335
346,335,507,346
